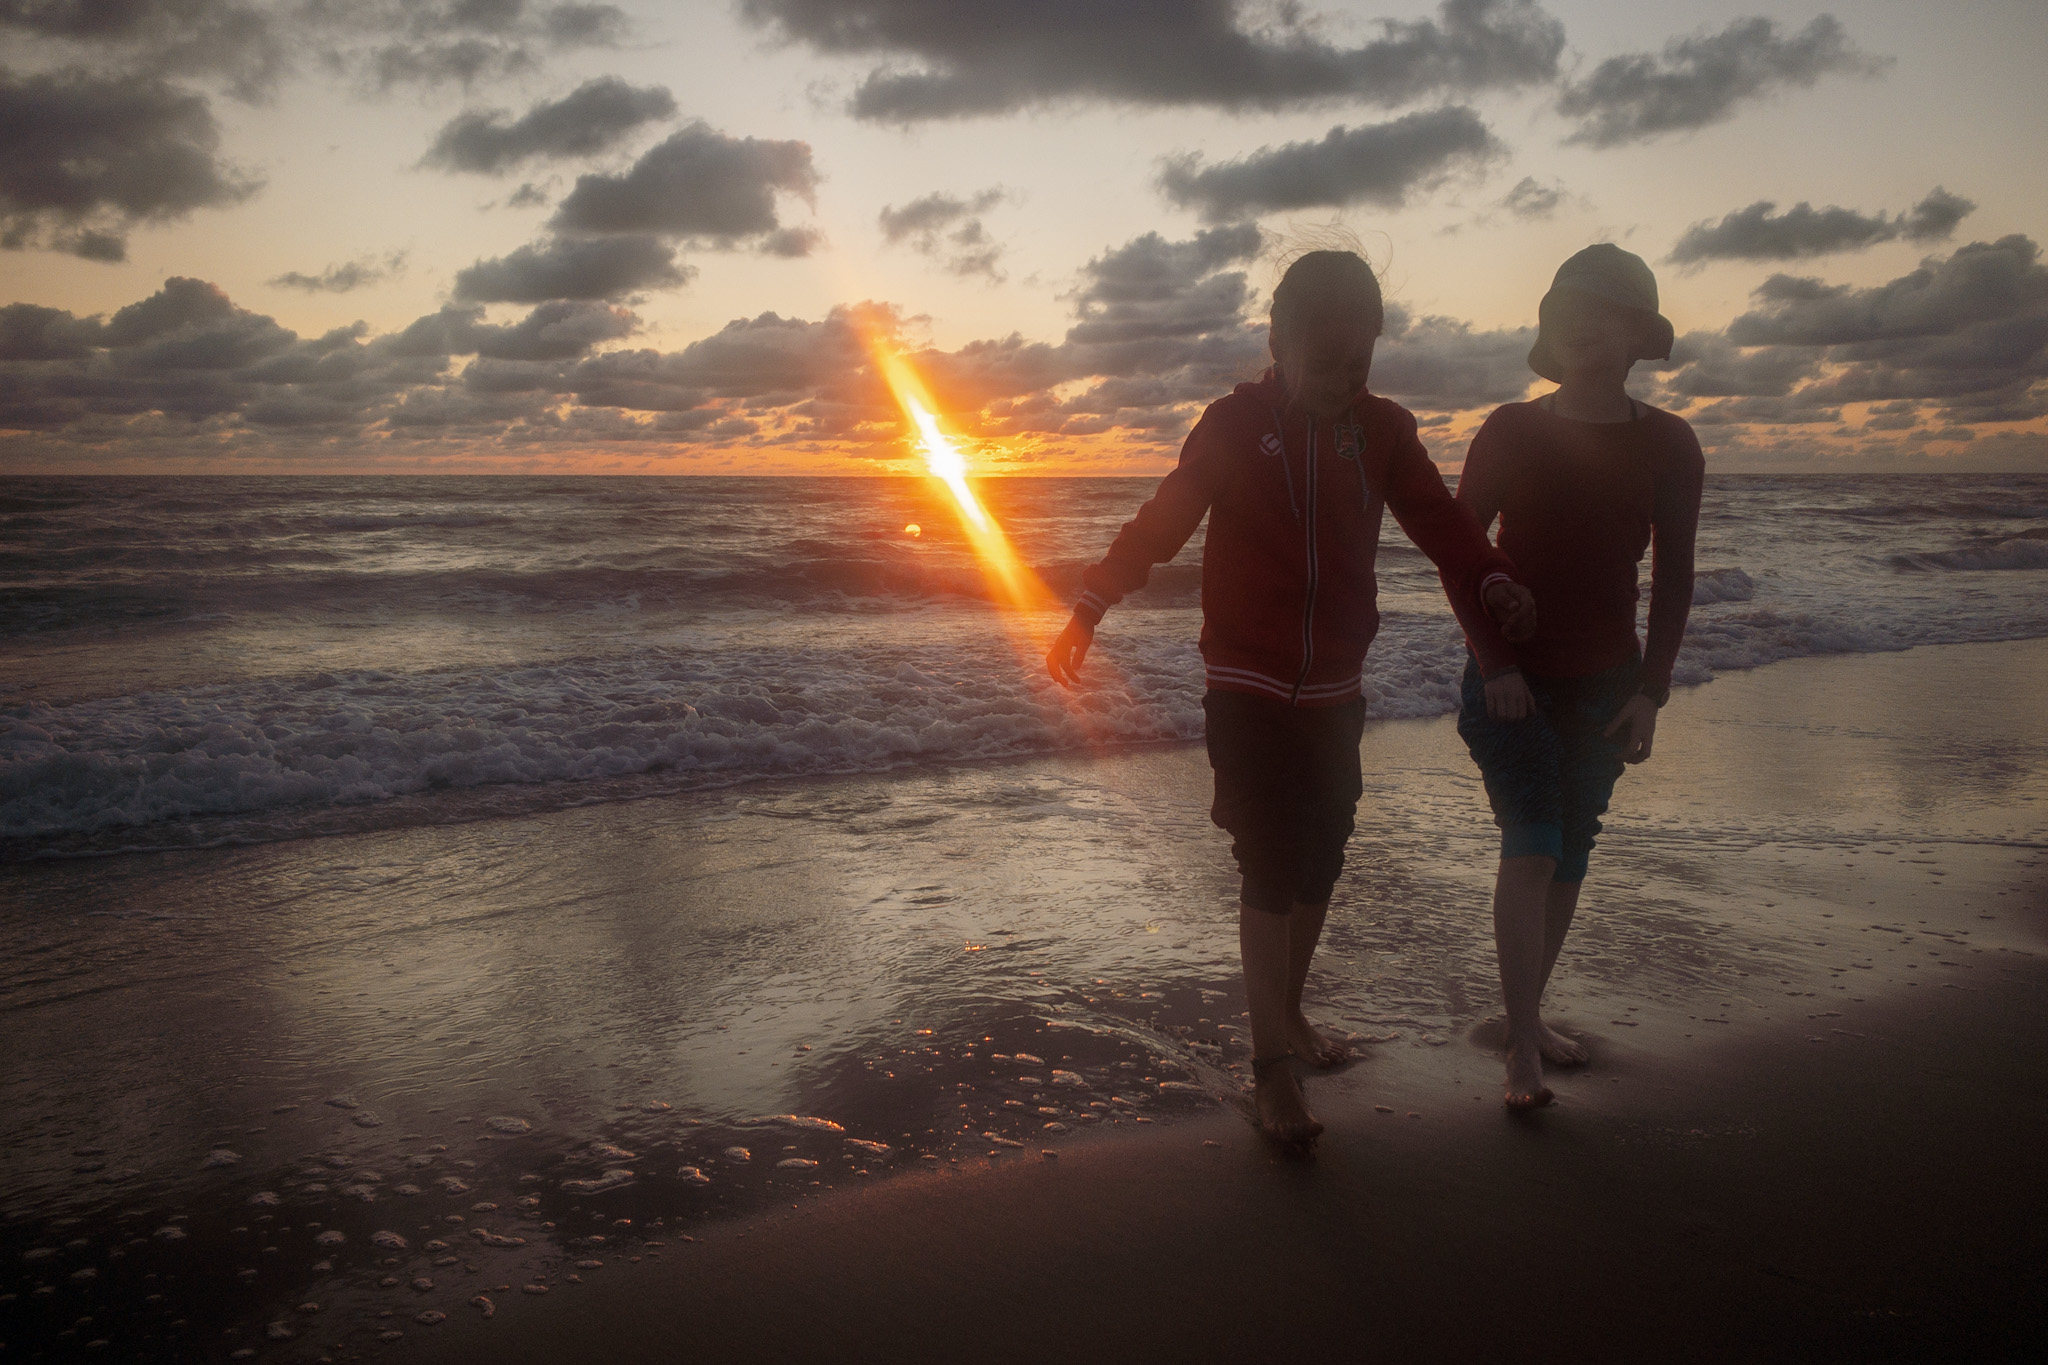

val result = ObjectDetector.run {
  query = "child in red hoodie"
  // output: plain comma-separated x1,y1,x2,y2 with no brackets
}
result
1047,250,1536,1144
1445,244,1705,1110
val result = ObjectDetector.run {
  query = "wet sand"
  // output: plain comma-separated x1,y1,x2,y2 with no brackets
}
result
4,639,2045,1361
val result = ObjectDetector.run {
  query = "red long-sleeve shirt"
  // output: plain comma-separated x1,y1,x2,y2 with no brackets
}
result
1449,399,1704,692
1076,370,1515,706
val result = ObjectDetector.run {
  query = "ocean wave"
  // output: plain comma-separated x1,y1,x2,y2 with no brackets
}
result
1691,567,1756,604
1887,538,2048,572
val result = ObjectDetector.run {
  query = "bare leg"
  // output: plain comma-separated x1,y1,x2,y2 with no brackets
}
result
1493,854,1558,1108
1283,899,1350,1066
1537,879,1588,1065
1241,902,1322,1142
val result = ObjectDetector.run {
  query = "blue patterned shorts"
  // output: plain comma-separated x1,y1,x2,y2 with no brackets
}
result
1455,652,1639,882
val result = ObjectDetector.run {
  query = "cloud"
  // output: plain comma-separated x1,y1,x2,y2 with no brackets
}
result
740,0,1564,121
268,251,409,294
1557,15,1886,147
359,2,630,92
549,121,818,246
0,66,260,261
1645,235,2048,426
452,234,690,302
9,233,2040,470
1158,107,1502,222
421,77,676,173
0,3,631,101
1668,187,1976,264
1498,175,1562,219
0,0,287,101
877,189,1006,279
1371,304,1535,411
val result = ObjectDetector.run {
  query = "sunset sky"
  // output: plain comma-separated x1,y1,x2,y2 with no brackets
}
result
2,0,2043,475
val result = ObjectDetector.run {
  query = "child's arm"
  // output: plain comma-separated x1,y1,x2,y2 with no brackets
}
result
1640,424,1706,703
1377,409,1530,649
1437,412,1523,679
1047,411,1220,687
1602,422,1705,763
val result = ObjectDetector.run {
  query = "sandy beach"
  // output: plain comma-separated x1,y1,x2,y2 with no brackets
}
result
4,638,2045,1362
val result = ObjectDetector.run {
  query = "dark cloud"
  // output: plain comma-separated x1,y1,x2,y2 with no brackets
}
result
877,189,1005,279
1668,187,1976,264
452,234,690,302
1646,236,2048,427
549,121,818,246
0,3,629,100
1498,175,1562,219
0,66,259,261
421,77,675,173
0,0,287,101
1371,304,1535,411
268,251,408,293
0,301,101,360
359,2,630,92
1158,107,1501,222
1557,15,1886,148
740,0,1564,121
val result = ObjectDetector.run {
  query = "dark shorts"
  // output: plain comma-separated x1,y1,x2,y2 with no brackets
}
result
1203,688,1368,915
1455,652,1638,883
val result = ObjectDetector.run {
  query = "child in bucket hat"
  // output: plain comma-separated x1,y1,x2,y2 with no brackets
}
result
1441,243,1704,1110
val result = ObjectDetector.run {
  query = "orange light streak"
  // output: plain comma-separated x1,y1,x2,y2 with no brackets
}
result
864,341,1054,615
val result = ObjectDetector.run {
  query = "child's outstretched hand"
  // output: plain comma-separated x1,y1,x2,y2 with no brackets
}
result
1483,581,1538,643
1046,614,1094,688
1604,694,1659,763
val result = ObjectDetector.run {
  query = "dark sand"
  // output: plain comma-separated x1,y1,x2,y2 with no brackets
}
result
5,639,2045,1362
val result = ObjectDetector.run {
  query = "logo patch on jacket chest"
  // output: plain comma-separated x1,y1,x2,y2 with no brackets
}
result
1335,422,1364,461
1259,432,1283,458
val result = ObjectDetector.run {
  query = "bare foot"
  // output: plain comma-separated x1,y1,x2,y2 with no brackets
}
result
1252,1057,1324,1145
1287,1012,1351,1068
1539,1022,1588,1067
1503,1037,1554,1110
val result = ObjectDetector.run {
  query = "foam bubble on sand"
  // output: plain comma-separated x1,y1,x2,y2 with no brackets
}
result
485,1116,532,1134
723,1147,751,1162
313,1230,344,1246
371,1231,408,1250
677,1166,710,1183
472,1295,496,1318
561,1169,634,1194
471,1229,525,1248
765,1115,844,1132
416,1310,446,1325
202,1148,242,1168
843,1139,892,1158
1050,1070,1085,1087
587,1143,635,1161
394,1183,421,1196
775,1158,819,1169
435,1177,471,1194
246,1191,280,1206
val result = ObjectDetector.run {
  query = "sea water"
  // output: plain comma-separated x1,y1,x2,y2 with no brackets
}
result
5,473,2045,855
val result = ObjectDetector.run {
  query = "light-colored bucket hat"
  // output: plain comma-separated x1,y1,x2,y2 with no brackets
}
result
1526,243,1675,381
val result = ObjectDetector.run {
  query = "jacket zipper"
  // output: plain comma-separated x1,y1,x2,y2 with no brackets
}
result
1290,422,1320,705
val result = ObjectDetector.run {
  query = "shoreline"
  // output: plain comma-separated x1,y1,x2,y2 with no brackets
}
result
2,638,2043,1361
13,628,2048,866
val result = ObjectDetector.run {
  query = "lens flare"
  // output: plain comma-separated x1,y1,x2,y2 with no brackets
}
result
864,339,1052,615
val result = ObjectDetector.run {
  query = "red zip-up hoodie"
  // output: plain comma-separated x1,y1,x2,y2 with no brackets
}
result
1073,370,1517,706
